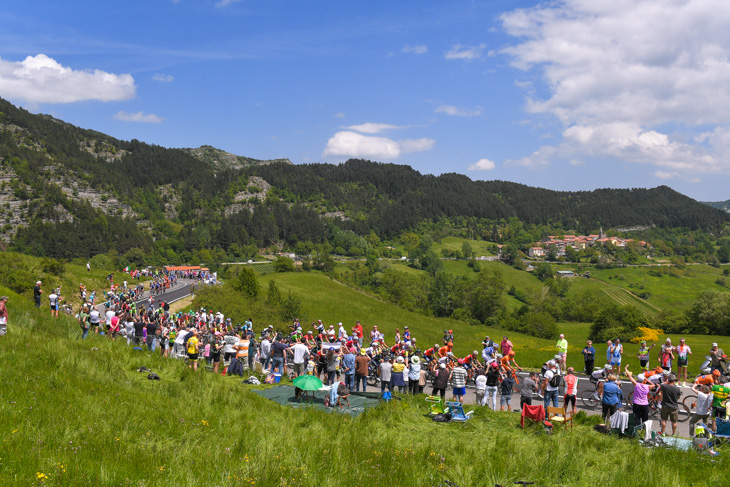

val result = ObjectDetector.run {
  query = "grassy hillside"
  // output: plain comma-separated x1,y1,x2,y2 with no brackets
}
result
1,286,727,486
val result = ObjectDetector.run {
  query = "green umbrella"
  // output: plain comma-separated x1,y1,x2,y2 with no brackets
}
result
293,375,323,391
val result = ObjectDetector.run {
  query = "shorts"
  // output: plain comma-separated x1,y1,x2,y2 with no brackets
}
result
293,362,305,376
90,322,99,327
188,352,199,361
678,358,688,367
453,387,466,397
611,361,621,368
639,360,649,368
500,394,512,406
661,407,678,422
212,354,221,363
50,305,58,311
564,394,576,408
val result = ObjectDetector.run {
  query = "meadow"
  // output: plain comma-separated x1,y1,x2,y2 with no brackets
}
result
2,284,727,487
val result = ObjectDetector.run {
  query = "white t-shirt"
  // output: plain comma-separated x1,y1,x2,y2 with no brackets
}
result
475,374,487,391
291,343,309,364
89,310,100,324
696,391,712,416
544,369,559,392
48,293,58,307
105,310,116,326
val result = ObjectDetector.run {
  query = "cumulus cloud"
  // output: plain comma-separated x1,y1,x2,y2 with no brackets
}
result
435,105,482,117
152,73,174,82
345,122,406,134
114,111,164,124
0,54,135,104
445,44,486,61
402,44,428,55
500,0,730,174
468,159,496,171
215,0,242,7
323,131,434,159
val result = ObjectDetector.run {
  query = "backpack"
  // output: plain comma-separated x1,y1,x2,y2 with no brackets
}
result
549,371,563,388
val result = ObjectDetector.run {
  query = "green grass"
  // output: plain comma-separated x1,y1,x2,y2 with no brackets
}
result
431,236,495,256
2,286,728,486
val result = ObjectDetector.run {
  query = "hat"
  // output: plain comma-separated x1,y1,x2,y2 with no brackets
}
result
491,362,498,368
411,356,420,364
360,349,367,355
308,331,313,334
713,343,719,347
439,363,446,369
548,360,556,367
397,356,404,363
637,373,645,382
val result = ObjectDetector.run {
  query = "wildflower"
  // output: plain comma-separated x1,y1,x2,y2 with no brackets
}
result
36,472,49,482
11,429,18,434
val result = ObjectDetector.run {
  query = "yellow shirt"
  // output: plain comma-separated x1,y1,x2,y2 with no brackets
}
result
187,336,199,354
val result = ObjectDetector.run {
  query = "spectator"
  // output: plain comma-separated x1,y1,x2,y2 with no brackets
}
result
0,296,8,336
500,335,513,356
485,362,500,410
342,348,356,391
625,369,654,427
582,340,595,375
660,338,675,372
33,281,43,308
609,338,623,377
637,340,655,372
475,369,487,406
541,360,561,409
354,349,371,392
676,338,692,387
270,336,288,375
563,367,578,415
325,348,340,385
379,356,392,393
520,371,537,410
450,359,467,403
290,338,309,377
260,333,271,372
500,371,515,411
688,384,713,436
408,356,421,395
430,363,447,399
599,373,622,421
391,356,406,393
710,343,725,375
555,334,568,369
49,288,60,318
659,374,681,436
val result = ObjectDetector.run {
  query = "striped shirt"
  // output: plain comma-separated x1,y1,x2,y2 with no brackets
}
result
451,367,466,388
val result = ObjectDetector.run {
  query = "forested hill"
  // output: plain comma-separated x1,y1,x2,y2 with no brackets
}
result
0,96,727,261
244,160,728,236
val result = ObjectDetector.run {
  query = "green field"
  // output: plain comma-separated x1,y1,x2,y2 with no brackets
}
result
2,283,727,486
431,236,496,256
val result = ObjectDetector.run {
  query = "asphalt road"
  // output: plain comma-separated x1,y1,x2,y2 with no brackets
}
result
98,278,195,315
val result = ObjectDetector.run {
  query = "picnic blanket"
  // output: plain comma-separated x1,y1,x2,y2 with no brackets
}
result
252,385,381,417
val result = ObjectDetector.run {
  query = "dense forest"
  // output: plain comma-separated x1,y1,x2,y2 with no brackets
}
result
1,96,728,263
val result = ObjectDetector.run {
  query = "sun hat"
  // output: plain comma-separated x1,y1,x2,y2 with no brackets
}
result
397,356,404,363
713,342,718,347
637,374,645,382
411,356,420,364
439,363,446,369
360,349,366,355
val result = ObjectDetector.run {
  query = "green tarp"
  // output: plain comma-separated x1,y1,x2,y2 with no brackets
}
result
253,385,381,416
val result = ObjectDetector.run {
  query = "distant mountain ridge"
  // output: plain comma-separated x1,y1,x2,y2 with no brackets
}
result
702,200,730,213
0,96,727,259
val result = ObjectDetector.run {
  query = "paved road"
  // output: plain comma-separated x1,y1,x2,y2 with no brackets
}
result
98,278,195,315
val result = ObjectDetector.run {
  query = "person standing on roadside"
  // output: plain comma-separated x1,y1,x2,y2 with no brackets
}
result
710,343,726,375
676,338,692,387
660,338,675,372
78,305,90,339
520,371,538,410
0,296,8,336
564,367,578,416
48,288,60,318
637,341,655,372
500,335,513,356
609,338,624,377
33,281,43,308
541,360,561,409
582,340,595,375
598,373,622,421
658,374,681,436
625,368,654,427
556,334,568,369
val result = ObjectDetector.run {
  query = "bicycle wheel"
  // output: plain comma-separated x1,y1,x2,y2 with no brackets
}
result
580,389,598,409
682,394,698,413
677,403,690,422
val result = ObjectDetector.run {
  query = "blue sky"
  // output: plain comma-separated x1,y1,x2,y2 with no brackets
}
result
2,0,730,200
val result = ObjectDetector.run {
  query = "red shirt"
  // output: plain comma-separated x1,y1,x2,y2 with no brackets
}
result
354,324,363,338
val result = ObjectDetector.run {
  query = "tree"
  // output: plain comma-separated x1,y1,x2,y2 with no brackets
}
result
267,280,282,306
429,271,459,317
467,269,505,323
461,241,473,260
589,305,648,343
500,243,519,266
273,255,295,272
234,267,260,298
535,263,554,282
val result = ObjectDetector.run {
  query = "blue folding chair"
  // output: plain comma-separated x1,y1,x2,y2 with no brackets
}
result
445,401,473,422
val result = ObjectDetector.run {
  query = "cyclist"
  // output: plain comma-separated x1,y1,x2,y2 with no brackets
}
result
438,342,454,358
694,370,720,386
502,350,522,372
462,351,482,378
589,365,612,400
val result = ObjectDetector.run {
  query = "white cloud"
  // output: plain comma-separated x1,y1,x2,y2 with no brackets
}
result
345,122,406,134
114,111,163,124
333,112,345,119
468,158,496,171
435,105,482,117
152,73,174,82
499,0,730,175
655,170,678,180
569,159,585,167
215,0,242,7
0,54,135,104
402,44,428,55
323,131,434,159
445,44,486,61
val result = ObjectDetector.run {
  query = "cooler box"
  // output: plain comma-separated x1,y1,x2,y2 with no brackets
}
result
273,373,282,383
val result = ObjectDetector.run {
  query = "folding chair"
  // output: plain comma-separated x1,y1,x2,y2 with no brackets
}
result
547,406,573,430
445,401,473,422
336,393,351,408
714,418,730,446
426,396,449,415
